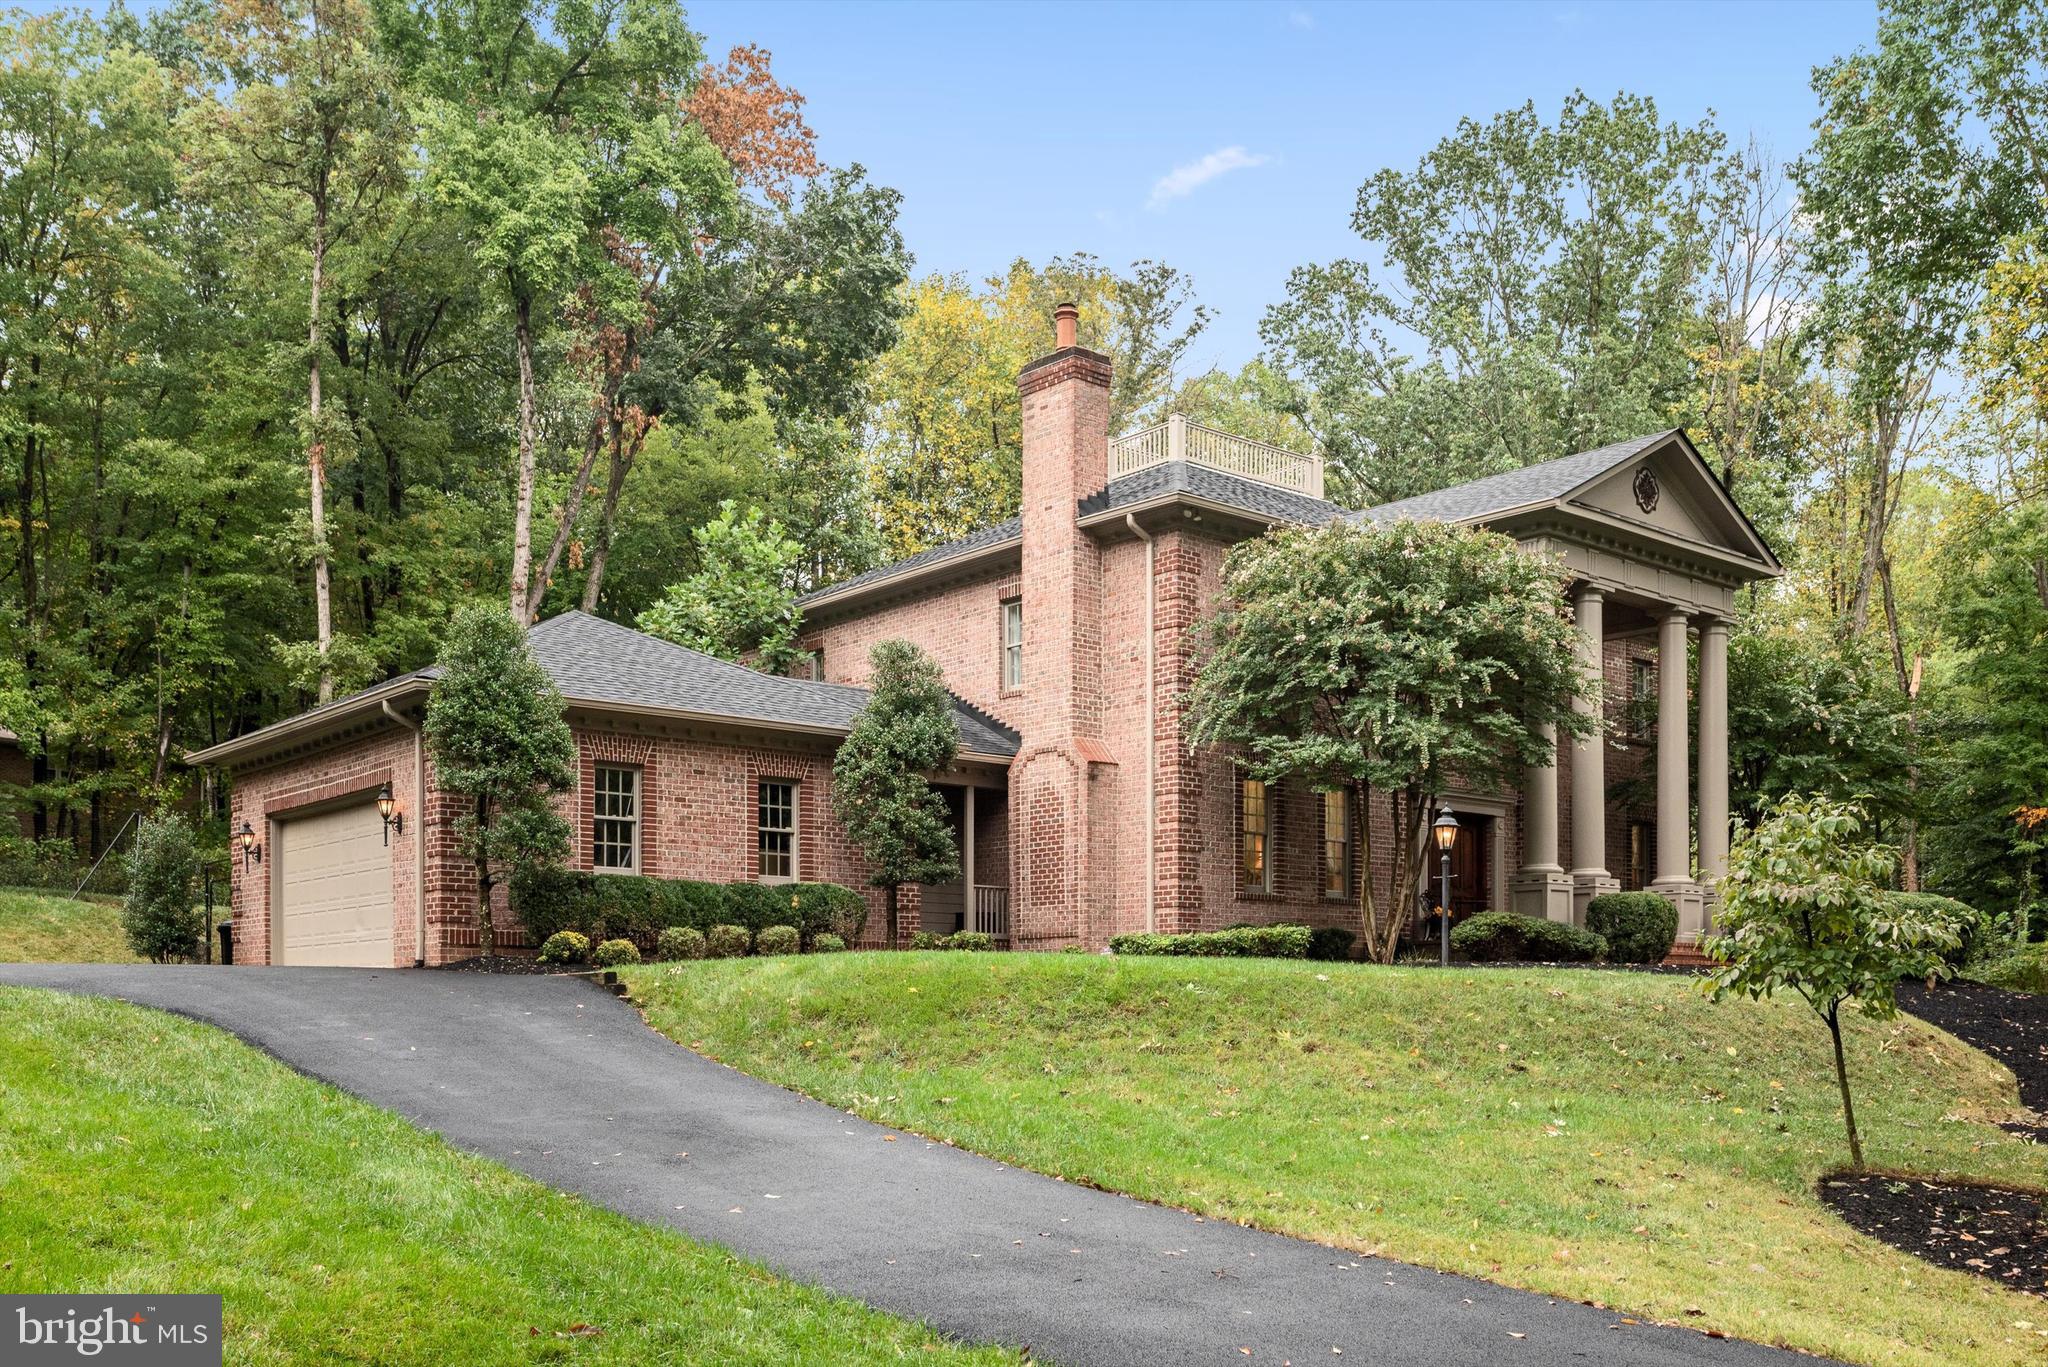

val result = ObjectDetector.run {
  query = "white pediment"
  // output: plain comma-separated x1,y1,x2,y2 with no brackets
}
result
1565,436,1776,571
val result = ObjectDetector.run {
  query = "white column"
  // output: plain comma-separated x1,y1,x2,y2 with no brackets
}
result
1569,585,1617,920
963,785,977,933
1696,618,1730,924
1651,608,1705,938
1511,719,1573,922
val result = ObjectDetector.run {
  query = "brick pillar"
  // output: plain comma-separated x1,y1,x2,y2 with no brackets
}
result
1008,303,1113,948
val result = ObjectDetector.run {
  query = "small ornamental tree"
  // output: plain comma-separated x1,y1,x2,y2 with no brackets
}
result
636,500,805,673
424,606,577,961
1703,795,1960,1170
1187,519,1591,962
831,640,959,946
121,813,201,962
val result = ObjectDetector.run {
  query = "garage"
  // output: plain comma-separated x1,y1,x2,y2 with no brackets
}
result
275,801,394,966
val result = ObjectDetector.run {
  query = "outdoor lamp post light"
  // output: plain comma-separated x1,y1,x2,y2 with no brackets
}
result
376,781,403,845
238,820,261,869
1433,809,1459,966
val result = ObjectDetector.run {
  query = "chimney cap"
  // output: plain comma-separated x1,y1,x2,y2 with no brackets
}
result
1053,300,1079,350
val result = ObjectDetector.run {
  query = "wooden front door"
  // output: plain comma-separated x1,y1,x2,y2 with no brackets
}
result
1447,814,1491,919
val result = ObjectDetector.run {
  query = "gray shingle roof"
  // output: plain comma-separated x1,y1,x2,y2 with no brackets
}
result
1081,460,1350,526
526,612,1018,757
1349,431,1675,525
797,517,1021,607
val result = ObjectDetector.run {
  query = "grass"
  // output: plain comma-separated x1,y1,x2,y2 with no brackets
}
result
0,987,1018,1365
0,885,142,962
624,952,2048,1367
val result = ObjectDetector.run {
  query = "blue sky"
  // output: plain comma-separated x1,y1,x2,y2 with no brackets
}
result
687,0,1879,373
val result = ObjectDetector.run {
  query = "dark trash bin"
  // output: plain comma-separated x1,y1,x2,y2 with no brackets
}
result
217,921,233,965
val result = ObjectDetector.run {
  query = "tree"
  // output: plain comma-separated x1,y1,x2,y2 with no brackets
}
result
1703,795,1959,1169
423,605,575,960
830,640,959,947
1186,519,1592,962
635,500,804,671
122,812,201,962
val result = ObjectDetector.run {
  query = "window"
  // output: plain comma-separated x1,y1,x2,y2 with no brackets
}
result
1629,658,1655,737
1001,599,1024,690
803,650,824,682
1628,820,1652,890
1241,777,1270,892
1322,789,1351,899
592,765,639,871
757,780,798,881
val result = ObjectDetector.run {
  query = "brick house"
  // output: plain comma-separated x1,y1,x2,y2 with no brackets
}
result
192,304,1778,966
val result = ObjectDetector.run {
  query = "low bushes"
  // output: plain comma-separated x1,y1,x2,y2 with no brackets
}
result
654,926,705,962
1883,892,1991,968
511,867,870,951
1970,944,2046,994
1585,892,1677,964
1307,926,1356,962
1109,925,1312,959
705,924,751,959
536,930,590,965
755,924,800,956
946,931,996,952
810,932,846,953
591,938,640,968
1451,911,1607,963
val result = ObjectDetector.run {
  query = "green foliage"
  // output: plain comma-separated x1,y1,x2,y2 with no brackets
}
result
635,501,806,672
1704,795,1960,1167
1585,893,1679,965
510,869,868,949
1108,925,1312,959
656,926,706,962
1450,912,1608,963
755,924,800,956
1186,518,1590,962
1306,926,1357,962
424,607,577,958
1725,626,1911,828
536,930,590,965
908,931,947,951
1881,892,1990,968
809,932,846,953
591,938,641,969
942,931,995,952
788,882,868,946
705,924,751,960
830,640,959,944
1969,944,2047,994
120,814,201,963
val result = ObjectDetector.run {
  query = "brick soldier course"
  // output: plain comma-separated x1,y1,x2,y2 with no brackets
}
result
193,306,1780,966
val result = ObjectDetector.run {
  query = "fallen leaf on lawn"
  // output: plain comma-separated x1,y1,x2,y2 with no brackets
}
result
1508,1331,1526,1339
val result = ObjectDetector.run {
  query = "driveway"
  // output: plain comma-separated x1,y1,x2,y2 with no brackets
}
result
0,965,1820,1367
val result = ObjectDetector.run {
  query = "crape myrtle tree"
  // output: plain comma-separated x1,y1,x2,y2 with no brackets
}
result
1187,519,1592,963
423,605,576,961
831,640,959,947
1703,794,1959,1170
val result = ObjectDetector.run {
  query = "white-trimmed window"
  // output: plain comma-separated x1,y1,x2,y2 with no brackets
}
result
592,765,640,871
1322,789,1351,899
1241,777,1270,892
757,779,798,882
1001,599,1024,690
803,649,824,681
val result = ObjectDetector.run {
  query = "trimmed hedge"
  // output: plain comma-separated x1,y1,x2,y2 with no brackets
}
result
909,930,948,950
536,930,590,965
654,926,705,962
1450,911,1606,963
945,931,996,951
1585,893,1677,964
591,938,640,968
705,924,751,959
1307,926,1357,962
810,932,847,953
510,868,870,950
1108,925,1312,959
756,924,800,956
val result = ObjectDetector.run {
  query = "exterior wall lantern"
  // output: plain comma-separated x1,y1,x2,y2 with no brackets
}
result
1432,809,1459,966
377,782,403,845
239,820,261,868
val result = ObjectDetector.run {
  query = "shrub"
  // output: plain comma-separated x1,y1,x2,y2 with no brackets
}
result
705,923,751,959
1307,926,1357,962
944,930,996,951
511,864,596,944
591,938,640,968
1108,925,1312,959
655,926,706,962
1883,892,1990,967
908,930,947,950
1060,943,1093,954
809,932,847,953
1450,912,1607,963
536,930,591,965
591,874,661,944
652,879,728,936
756,924,800,956
1969,944,2046,994
121,814,202,962
789,881,868,944
1585,893,1677,964
724,881,793,934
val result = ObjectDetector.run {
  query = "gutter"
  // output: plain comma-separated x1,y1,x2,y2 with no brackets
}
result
1125,513,1157,934
381,700,429,968
185,674,433,767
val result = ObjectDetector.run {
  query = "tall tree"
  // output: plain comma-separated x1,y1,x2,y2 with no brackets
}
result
635,500,804,671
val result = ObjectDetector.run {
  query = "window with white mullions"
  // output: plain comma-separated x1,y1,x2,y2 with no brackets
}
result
1322,789,1351,899
592,765,639,871
757,779,797,881
1241,776,1270,893
1001,599,1023,690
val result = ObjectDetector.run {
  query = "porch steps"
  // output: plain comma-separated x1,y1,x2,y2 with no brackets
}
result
1660,942,1714,969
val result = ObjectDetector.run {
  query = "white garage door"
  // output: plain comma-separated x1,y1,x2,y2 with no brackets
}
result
277,802,393,967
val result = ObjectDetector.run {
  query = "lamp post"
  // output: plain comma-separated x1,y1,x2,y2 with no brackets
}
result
1433,809,1459,966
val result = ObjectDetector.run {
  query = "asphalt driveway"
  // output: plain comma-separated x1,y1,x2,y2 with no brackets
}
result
0,964,1820,1367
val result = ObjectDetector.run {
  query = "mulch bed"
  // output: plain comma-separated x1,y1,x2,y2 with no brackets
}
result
1900,980,2048,1141
1819,1174,2045,1297
432,954,583,976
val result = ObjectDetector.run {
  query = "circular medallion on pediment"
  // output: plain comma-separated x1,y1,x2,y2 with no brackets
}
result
1632,465,1661,514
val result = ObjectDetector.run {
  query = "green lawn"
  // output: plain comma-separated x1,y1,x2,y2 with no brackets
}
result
0,886,142,962
0,987,1018,1366
625,953,2047,1367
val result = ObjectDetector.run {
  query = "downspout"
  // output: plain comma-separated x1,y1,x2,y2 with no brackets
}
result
1126,514,1157,934
381,700,428,967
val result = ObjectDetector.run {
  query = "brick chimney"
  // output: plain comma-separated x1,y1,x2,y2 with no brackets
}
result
1008,302,1113,948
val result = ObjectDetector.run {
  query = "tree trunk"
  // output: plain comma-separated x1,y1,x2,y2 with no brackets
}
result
579,416,646,613
1827,1000,1864,1171
508,289,539,625
884,883,899,949
308,213,335,702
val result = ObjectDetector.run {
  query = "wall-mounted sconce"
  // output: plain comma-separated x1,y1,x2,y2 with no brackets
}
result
377,782,403,845
238,820,261,868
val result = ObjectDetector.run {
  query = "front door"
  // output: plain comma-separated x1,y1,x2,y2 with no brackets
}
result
1448,813,1491,919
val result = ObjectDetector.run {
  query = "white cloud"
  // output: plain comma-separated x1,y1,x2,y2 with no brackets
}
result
1147,146,1272,210
1288,8,1315,29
